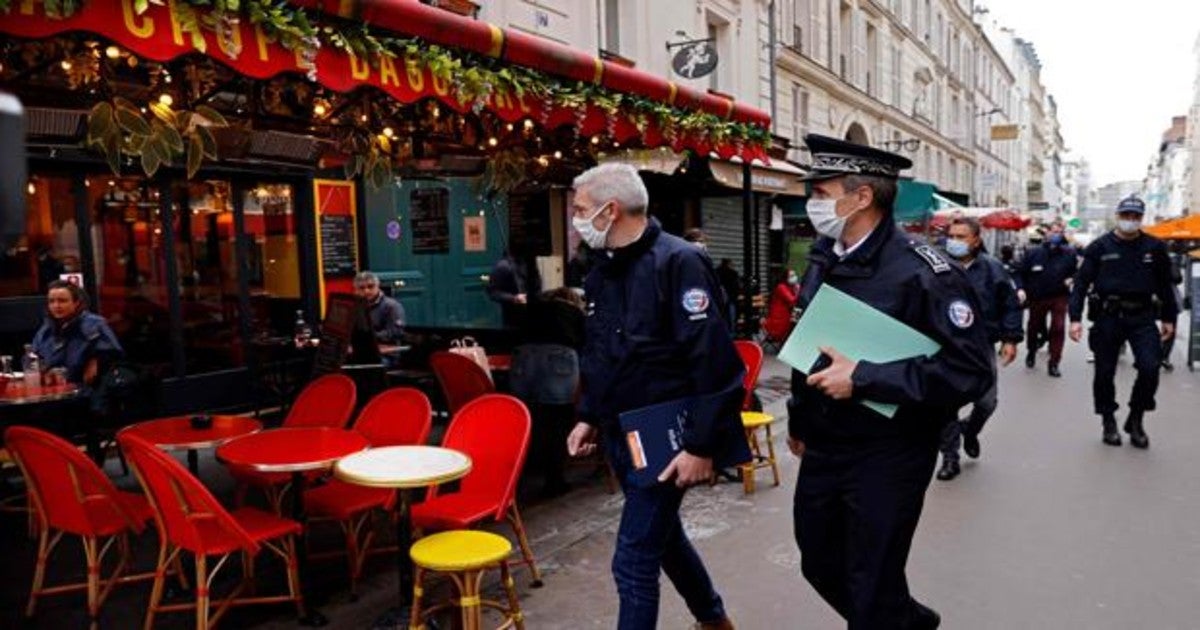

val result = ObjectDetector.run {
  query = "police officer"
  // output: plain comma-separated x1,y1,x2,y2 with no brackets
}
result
1017,222,1078,377
788,135,994,629
936,217,1024,481
1068,196,1178,448
565,163,741,630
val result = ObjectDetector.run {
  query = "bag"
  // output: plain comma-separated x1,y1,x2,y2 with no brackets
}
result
449,337,492,380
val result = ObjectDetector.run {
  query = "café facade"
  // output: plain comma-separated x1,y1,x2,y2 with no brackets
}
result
0,0,772,412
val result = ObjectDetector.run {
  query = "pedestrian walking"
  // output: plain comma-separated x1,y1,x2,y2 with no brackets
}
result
1016,222,1077,377
787,135,994,629
565,163,741,630
1069,196,1178,449
936,217,1023,481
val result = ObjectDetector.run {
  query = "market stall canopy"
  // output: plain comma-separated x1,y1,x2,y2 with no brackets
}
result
980,209,1031,231
1144,214,1200,240
708,157,807,196
0,0,770,162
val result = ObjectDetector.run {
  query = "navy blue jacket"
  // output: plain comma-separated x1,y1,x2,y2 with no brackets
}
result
579,219,745,457
1016,243,1077,300
31,311,124,385
956,252,1024,344
788,220,994,448
366,294,406,344
1069,231,1179,323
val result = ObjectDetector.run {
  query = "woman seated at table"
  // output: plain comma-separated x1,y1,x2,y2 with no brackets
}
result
30,280,123,386
510,287,584,498
763,268,801,343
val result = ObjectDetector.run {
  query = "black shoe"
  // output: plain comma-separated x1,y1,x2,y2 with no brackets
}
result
1048,364,1062,378
963,433,981,459
1025,352,1036,368
935,460,961,481
1102,414,1122,446
1126,411,1149,449
1162,360,1174,372
912,601,941,630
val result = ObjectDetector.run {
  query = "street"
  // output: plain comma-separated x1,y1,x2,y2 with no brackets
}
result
515,329,1200,629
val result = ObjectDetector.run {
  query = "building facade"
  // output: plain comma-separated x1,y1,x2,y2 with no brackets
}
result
1142,115,1190,223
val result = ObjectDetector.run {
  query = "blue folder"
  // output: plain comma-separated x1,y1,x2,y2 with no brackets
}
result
618,388,753,489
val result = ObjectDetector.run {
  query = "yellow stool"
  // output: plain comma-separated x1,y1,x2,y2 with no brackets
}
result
409,530,524,630
740,412,781,494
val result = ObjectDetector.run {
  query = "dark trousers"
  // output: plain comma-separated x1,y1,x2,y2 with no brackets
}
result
1027,296,1068,365
1089,315,1162,415
939,380,999,463
605,435,726,629
529,402,573,488
794,440,940,630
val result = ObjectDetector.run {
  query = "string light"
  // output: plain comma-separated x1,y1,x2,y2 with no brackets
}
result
591,135,600,145
382,126,395,138
26,180,35,195
360,114,368,123
523,119,534,131
505,123,514,132
84,178,91,187
553,150,563,159
158,93,173,106
105,46,120,60
60,59,72,71
487,137,498,147
313,102,328,117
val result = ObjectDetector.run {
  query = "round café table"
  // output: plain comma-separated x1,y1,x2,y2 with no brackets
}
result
122,416,262,475
217,427,370,626
334,446,472,617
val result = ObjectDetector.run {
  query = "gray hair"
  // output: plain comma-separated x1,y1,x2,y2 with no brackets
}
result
354,271,379,286
841,174,897,213
572,163,649,216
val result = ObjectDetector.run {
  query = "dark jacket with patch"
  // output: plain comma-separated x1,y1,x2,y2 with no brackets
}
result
1016,243,1078,300
960,252,1024,345
787,220,995,448
579,219,745,457
1068,231,1178,323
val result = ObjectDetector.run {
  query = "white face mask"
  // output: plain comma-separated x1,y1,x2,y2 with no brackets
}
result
573,202,613,250
807,196,854,240
1116,219,1141,235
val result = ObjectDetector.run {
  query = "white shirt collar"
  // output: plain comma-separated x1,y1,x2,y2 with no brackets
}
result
833,230,873,259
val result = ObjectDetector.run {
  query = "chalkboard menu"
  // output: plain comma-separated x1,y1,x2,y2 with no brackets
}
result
1189,260,1199,371
508,191,552,255
319,214,358,278
411,188,450,254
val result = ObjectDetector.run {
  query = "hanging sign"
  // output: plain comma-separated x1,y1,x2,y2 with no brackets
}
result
668,38,718,80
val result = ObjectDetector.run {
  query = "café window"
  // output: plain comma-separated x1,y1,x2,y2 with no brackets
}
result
242,183,302,339
0,174,82,297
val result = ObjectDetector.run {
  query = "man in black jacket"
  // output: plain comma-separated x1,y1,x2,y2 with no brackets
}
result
788,135,994,629
1016,223,1077,377
935,217,1024,481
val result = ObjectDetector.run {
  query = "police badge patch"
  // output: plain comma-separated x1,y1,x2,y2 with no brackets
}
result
682,288,711,316
947,300,975,329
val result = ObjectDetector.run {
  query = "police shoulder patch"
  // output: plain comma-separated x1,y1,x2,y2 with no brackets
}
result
947,299,975,329
910,243,951,274
681,288,711,314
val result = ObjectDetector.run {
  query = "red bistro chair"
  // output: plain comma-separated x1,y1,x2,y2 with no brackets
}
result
231,373,357,510
429,351,495,416
4,426,155,628
119,432,304,629
411,394,542,586
734,340,765,411
305,387,433,594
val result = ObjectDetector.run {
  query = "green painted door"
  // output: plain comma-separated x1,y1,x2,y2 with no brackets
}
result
364,178,508,328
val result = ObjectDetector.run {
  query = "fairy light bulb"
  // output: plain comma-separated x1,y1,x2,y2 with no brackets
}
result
488,137,498,147
313,102,327,117
60,59,72,71
383,127,395,138
105,46,120,60
158,93,173,106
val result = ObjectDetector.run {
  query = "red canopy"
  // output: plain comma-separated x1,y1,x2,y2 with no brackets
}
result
980,210,1031,231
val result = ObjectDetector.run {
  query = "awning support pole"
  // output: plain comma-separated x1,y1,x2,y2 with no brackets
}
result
742,160,753,338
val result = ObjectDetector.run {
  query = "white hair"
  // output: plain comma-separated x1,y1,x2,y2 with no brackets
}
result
572,163,649,216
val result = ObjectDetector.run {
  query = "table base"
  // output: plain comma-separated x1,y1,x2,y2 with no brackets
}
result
292,470,329,627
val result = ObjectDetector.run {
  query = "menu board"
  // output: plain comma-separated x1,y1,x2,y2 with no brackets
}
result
411,188,450,254
319,214,358,278
508,190,552,255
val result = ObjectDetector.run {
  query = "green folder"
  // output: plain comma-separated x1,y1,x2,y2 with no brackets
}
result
779,284,941,418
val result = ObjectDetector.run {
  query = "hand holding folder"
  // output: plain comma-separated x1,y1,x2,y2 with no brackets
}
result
779,284,941,418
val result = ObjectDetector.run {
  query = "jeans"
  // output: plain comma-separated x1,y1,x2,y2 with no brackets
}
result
510,344,579,405
605,433,726,629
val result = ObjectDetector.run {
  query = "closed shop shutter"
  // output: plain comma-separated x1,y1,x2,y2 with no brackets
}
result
700,196,770,292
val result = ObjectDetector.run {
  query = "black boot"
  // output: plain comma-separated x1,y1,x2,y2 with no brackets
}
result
1102,414,1122,446
1126,410,1149,449
1025,351,1036,368
936,459,960,481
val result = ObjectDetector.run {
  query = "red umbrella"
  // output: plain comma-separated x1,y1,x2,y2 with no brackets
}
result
980,210,1031,231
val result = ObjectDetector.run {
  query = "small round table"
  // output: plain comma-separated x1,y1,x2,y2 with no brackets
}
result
218,427,370,626
334,446,472,615
123,416,262,475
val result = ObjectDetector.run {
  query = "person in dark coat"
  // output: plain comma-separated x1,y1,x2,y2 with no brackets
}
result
787,134,994,629
1016,223,1077,377
935,217,1024,481
487,246,542,328
715,258,742,331
566,163,740,630
30,280,123,386
1068,196,1178,448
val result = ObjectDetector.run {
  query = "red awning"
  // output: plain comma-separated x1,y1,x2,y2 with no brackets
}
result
0,0,770,161
980,210,1031,231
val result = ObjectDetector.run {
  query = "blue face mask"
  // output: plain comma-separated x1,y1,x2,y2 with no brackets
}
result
1048,233,1065,246
945,239,971,259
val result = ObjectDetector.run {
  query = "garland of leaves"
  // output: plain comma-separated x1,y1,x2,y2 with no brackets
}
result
2,0,770,184
86,98,229,178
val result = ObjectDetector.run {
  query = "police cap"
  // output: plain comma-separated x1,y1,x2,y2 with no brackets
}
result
799,133,913,182
1115,195,1145,215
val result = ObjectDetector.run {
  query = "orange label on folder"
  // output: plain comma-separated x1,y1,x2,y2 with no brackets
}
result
626,431,647,470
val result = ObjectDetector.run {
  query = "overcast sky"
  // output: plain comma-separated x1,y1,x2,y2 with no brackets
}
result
981,1,1200,187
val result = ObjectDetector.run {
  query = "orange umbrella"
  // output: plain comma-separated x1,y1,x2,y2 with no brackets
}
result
1144,214,1200,240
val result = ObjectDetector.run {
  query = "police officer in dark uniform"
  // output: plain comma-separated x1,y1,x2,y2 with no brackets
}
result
936,217,1024,481
787,135,994,629
1068,196,1178,449
565,163,742,630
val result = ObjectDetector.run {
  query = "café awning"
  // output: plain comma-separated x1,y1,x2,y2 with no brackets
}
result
1144,214,1200,240
709,158,807,196
0,0,770,162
